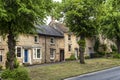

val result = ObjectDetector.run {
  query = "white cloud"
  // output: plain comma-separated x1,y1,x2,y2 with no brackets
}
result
53,0,61,2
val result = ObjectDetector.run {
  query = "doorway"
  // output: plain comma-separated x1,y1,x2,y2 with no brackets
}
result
60,49,64,62
24,49,28,63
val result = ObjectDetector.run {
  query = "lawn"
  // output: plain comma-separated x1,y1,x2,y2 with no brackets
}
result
28,58,120,80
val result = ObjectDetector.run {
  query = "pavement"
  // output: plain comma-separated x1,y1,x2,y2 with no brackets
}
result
64,66,120,80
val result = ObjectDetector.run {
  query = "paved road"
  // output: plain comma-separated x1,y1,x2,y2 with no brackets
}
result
64,66,120,80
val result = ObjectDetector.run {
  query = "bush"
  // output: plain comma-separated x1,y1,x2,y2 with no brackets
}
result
111,45,117,52
6,52,19,69
0,65,3,70
85,56,90,59
89,52,104,58
1,67,31,80
14,58,19,68
112,53,120,59
65,54,76,61
96,52,105,57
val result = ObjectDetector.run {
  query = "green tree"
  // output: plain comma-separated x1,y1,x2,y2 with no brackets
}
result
0,0,52,70
100,0,120,53
59,0,103,64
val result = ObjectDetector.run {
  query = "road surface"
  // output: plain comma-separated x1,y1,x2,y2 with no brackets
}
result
64,66,120,80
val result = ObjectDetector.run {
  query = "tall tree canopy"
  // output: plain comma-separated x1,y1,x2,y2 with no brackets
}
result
54,0,104,63
0,0,52,70
100,0,120,53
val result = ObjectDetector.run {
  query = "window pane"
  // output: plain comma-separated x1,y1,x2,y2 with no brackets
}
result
17,47,21,57
34,36,38,43
68,35,71,40
50,37,55,43
37,49,40,58
68,45,71,51
0,55,2,62
50,49,55,59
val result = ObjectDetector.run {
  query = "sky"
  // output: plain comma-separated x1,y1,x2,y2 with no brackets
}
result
46,0,62,24
53,0,61,2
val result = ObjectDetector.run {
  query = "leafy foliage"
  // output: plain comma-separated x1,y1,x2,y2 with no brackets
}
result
0,0,52,69
57,0,105,64
65,54,76,61
6,52,19,69
1,67,30,80
0,0,52,36
94,38,100,52
99,0,120,53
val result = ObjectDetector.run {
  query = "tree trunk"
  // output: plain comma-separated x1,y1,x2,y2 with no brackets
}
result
7,26,16,70
79,36,85,64
79,46,85,64
116,39,120,54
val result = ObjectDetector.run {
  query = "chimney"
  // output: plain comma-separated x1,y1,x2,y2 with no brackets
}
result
49,16,56,26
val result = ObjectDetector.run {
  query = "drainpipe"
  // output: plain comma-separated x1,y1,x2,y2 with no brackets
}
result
45,35,47,63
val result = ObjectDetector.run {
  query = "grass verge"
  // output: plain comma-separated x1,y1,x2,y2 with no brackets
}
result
28,58,120,80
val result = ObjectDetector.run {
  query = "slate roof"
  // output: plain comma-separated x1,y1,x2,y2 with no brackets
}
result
49,22,69,33
36,25,64,37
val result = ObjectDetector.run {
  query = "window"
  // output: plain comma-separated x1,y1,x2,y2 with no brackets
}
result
68,44,71,52
50,49,55,59
34,36,39,43
16,47,22,57
50,37,55,44
68,34,71,40
0,51,3,62
33,48,42,59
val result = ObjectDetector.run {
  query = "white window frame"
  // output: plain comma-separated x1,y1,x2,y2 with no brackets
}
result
50,49,55,59
33,48,42,59
34,36,39,43
16,46,22,58
50,37,55,44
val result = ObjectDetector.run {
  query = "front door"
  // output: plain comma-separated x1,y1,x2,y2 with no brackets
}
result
75,48,78,59
24,49,28,63
60,49,64,62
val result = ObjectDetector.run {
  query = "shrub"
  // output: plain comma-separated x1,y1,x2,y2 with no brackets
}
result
6,52,19,69
65,54,76,61
85,56,90,59
112,53,120,59
96,52,105,57
88,52,105,58
0,65,3,70
1,67,31,80
111,45,117,52
14,58,19,68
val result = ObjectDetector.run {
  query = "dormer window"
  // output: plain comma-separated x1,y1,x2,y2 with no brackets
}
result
50,37,55,44
34,36,39,43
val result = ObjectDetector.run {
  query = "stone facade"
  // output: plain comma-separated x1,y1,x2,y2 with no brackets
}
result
49,22,79,60
0,34,64,68
0,24,65,68
0,23,97,68
64,33,79,59
85,37,95,56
